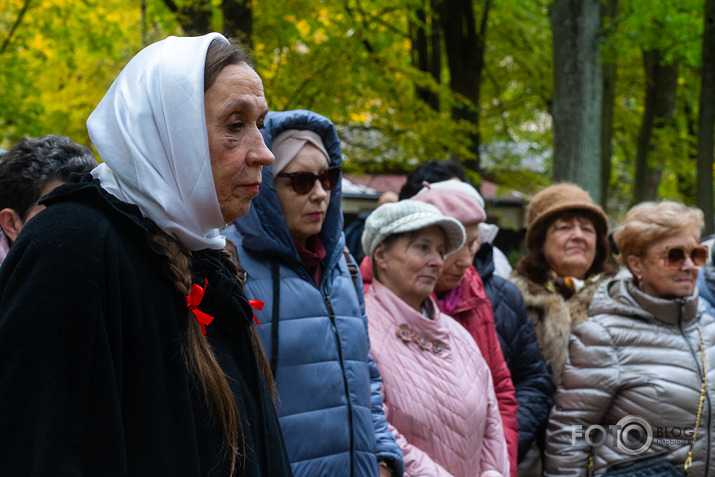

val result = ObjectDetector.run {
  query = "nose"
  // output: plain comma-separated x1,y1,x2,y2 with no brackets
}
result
682,255,697,270
571,225,587,239
454,246,471,267
309,178,329,201
245,128,275,166
428,250,444,269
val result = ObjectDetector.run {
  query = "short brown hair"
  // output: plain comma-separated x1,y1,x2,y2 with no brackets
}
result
516,210,612,285
613,201,704,268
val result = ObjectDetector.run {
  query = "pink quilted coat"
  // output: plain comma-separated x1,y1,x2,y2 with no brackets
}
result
366,279,509,477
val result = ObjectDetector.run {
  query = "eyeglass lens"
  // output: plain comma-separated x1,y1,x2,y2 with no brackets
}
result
290,168,341,195
665,246,708,268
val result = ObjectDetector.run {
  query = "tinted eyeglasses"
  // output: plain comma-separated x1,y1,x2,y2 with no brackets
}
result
277,167,342,195
659,245,708,269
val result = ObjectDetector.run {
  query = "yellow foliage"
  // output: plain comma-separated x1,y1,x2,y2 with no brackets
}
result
295,19,311,37
350,112,369,123
313,29,327,44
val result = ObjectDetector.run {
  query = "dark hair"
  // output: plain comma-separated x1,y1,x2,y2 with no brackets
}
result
515,210,614,285
0,135,97,220
399,159,466,200
204,38,255,92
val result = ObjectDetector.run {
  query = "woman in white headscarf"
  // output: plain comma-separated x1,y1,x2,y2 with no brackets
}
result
0,34,292,477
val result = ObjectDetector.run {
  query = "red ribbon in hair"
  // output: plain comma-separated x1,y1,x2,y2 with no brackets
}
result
186,278,214,336
249,299,264,325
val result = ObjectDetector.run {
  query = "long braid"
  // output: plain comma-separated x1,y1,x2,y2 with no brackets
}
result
218,249,277,400
152,230,243,475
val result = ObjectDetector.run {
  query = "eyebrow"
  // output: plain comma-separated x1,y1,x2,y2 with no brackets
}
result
221,99,269,118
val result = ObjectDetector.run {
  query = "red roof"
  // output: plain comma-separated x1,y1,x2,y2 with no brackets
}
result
344,174,406,194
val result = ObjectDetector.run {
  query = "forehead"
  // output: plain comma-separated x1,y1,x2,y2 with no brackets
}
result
408,225,446,243
283,143,329,172
205,63,267,113
551,213,594,227
649,230,699,251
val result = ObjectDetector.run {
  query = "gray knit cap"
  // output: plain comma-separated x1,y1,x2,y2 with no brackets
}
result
361,200,466,257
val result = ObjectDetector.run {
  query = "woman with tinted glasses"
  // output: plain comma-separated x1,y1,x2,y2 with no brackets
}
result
545,201,715,476
225,110,404,477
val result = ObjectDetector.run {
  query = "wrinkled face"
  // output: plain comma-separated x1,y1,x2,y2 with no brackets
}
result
542,215,597,279
435,222,481,292
373,226,446,311
205,62,274,223
274,143,331,247
628,230,701,299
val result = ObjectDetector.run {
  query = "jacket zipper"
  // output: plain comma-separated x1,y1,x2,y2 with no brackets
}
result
678,299,710,474
322,290,355,476
278,251,357,474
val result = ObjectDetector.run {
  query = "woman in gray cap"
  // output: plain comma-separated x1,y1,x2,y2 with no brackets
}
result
363,200,510,477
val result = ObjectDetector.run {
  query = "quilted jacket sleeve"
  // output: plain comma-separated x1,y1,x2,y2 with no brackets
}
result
355,257,405,476
543,319,619,477
479,371,511,476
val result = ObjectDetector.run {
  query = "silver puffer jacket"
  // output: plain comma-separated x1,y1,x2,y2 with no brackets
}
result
544,278,715,476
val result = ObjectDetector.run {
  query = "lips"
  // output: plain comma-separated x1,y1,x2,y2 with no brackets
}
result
238,182,261,194
306,211,324,220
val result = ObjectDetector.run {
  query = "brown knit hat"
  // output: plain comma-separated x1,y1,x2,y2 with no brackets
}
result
525,183,608,252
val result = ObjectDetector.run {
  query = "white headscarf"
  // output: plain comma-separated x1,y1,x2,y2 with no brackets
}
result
89,33,228,251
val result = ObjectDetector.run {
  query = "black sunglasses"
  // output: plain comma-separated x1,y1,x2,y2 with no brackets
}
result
659,245,709,269
276,167,342,195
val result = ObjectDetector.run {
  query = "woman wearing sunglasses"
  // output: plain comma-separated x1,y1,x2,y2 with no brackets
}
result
545,201,715,476
225,110,403,477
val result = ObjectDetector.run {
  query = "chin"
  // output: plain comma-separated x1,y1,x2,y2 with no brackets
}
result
224,204,251,223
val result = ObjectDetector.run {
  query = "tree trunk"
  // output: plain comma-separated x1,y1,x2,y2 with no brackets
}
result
599,0,618,209
162,0,212,36
550,0,603,203
633,50,679,204
698,0,715,235
411,3,440,110
438,0,490,174
222,0,253,50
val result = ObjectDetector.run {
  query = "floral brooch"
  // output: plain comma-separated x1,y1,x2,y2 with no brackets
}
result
395,324,447,355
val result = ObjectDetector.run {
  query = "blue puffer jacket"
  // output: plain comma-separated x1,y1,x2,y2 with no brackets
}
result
474,243,553,460
226,110,403,477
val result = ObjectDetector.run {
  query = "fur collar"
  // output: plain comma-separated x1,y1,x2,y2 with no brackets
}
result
509,273,610,385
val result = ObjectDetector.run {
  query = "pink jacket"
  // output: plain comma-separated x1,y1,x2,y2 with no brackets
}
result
366,279,509,477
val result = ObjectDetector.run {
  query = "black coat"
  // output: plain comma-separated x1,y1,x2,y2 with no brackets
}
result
0,176,292,477
474,243,553,460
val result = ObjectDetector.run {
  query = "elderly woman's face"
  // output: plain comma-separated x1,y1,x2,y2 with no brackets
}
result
373,226,446,311
274,143,331,247
205,63,274,223
435,222,481,292
628,230,701,299
542,215,596,279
